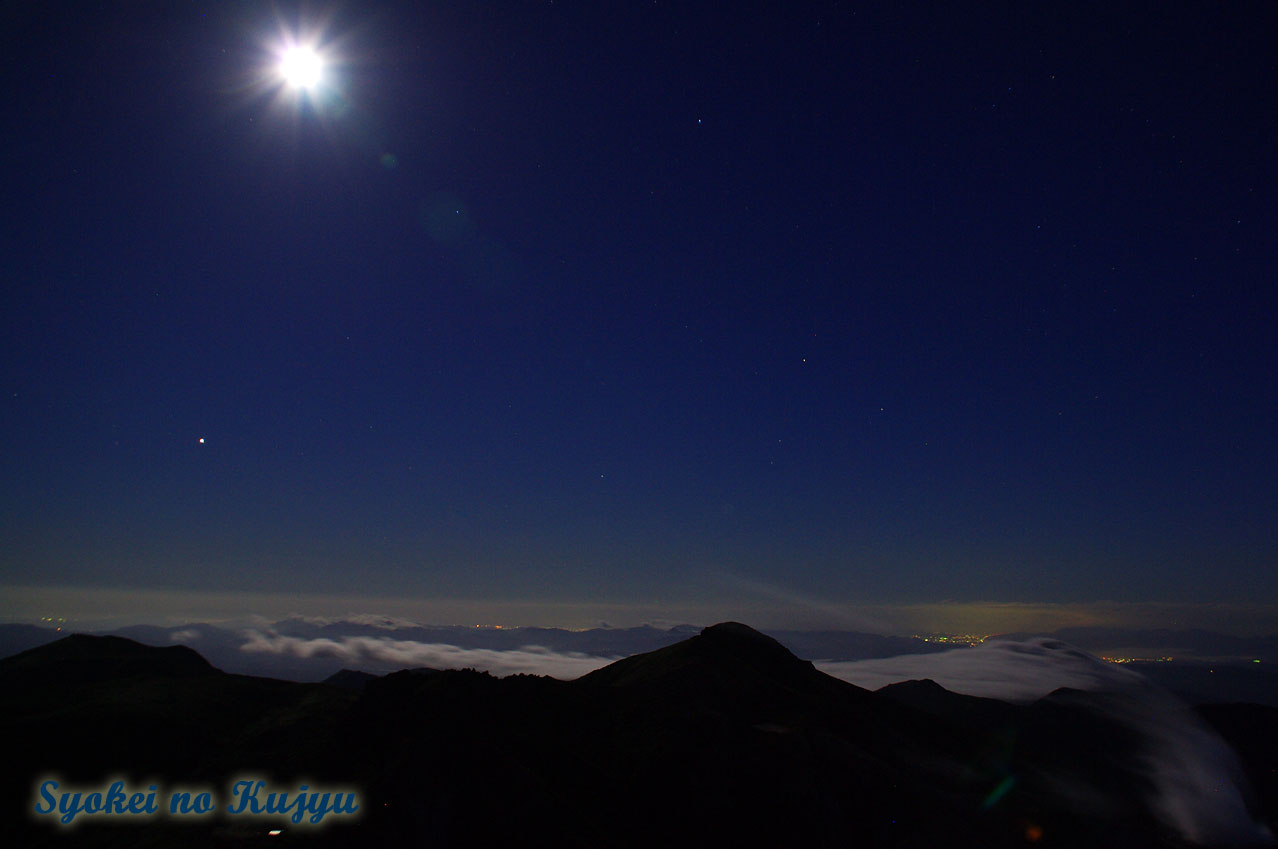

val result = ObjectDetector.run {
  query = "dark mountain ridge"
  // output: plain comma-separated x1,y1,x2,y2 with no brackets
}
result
2,624,1273,847
0,620,953,684
2,633,214,686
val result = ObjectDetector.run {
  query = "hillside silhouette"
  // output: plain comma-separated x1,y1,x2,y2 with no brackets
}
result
2,624,1273,847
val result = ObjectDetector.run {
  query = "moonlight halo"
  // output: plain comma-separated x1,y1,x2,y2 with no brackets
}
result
278,44,323,90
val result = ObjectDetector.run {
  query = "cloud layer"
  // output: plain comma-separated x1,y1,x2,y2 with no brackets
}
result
239,630,616,679
817,637,1148,701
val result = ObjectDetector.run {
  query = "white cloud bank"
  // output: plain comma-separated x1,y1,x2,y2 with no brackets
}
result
817,637,1146,702
239,630,616,680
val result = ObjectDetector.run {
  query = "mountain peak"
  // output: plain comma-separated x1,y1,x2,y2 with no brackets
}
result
578,621,837,700
697,621,802,663
0,633,216,687
700,620,774,641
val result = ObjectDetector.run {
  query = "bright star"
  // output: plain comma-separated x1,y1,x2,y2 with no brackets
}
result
278,45,323,90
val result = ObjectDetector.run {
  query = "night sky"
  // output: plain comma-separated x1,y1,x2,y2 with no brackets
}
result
2,2,1274,632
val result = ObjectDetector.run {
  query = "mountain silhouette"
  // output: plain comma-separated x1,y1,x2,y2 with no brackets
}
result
2,625,1272,847
2,632,214,687
323,668,380,692
579,621,863,713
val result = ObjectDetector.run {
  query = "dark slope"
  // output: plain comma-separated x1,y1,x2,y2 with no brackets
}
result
0,635,359,847
335,624,1189,848
579,620,862,708
1014,688,1169,846
1199,702,1278,838
878,677,1022,729
3,625,1260,848
338,623,1006,848
322,668,379,692
1,632,214,685
0,623,63,660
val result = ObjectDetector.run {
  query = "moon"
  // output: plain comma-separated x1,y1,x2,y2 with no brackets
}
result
278,45,323,90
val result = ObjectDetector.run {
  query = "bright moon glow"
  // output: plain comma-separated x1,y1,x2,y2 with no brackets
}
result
279,46,323,89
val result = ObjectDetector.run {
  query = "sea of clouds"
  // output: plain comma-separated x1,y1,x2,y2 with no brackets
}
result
238,629,617,679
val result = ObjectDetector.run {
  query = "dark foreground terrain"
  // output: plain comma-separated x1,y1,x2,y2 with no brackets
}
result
2,623,1274,847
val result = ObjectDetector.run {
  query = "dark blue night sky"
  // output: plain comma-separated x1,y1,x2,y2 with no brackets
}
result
2,2,1274,631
